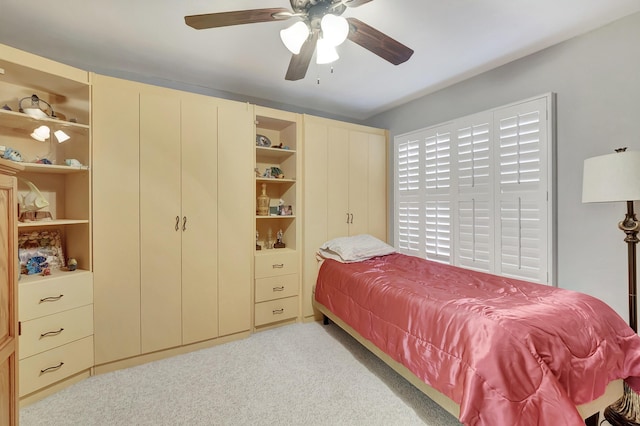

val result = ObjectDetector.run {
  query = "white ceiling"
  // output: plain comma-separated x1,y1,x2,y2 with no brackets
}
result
1,0,639,121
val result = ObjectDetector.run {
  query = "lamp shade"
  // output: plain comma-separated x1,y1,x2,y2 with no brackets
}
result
30,125,50,142
54,129,70,143
320,14,349,47
582,150,640,203
316,37,339,64
280,21,310,55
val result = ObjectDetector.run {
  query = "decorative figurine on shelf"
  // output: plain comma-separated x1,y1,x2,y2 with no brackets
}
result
274,229,286,249
25,256,47,275
3,147,23,162
256,231,261,251
67,258,78,271
267,228,274,249
18,178,53,222
271,167,285,179
257,183,270,216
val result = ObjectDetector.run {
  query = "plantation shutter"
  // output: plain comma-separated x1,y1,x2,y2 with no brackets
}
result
494,97,549,282
424,128,453,263
396,136,422,255
393,94,553,284
455,113,493,271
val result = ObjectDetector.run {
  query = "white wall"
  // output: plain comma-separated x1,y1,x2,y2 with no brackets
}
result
365,12,640,323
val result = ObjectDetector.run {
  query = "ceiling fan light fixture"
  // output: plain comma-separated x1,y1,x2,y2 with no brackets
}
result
316,37,339,64
280,21,310,54
320,14,349,47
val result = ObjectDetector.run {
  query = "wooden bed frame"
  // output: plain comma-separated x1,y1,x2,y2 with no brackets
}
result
313,299,624,426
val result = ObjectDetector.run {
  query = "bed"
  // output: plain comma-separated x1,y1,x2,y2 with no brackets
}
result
312,235,640,426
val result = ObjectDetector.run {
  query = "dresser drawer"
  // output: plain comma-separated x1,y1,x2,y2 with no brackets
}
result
255,252,298,279
255,274,298,303
20,304,94,359
254,296,299,326
19,336,94,397
19,271,93,321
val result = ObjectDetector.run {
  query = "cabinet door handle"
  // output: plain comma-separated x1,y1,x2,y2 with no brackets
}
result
40,362,64,374
350,213,354,224
40,295,64,303
40,328,64,338
272,264,284,269
346,213,350,224
175,216,180,231
272,308,284,315
182,216,187,231
273,286,285,292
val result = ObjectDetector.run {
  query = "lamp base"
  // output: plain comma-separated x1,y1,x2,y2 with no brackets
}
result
603,383,640,426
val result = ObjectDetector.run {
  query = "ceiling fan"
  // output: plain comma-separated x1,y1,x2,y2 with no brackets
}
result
184,0,414,81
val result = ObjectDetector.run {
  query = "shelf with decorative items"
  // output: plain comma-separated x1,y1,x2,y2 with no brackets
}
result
254,106,301,329
1,43,93,403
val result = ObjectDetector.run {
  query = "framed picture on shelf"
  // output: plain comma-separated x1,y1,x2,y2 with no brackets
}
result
18,229,65,275
278,205,293,216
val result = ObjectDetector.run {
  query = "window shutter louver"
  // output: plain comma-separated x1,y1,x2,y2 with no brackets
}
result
397,199,421,254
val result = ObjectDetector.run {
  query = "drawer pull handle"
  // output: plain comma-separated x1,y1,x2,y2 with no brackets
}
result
41,328,64,338
40,295,64,303
272,264,284,269
273,308,284,315
273,286,285,292
40,362,64,374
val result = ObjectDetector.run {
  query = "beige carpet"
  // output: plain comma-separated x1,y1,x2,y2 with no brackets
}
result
20,322,462,426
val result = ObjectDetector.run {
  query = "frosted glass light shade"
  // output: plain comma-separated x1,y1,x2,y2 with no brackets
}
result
54,129,70,143
582,150,640,203
316,37,339,64
280,21,310,54
30,125,50,142
321,14,349,46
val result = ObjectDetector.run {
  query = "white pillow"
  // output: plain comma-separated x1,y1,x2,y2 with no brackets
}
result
318,234,395,263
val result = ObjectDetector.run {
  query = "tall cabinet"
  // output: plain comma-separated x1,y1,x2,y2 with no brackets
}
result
92,74,253,369
0,44,94,403
0,160,21,426
253,107,302,329
302,115,388,319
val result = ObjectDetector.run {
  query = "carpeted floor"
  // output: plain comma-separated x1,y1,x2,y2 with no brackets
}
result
20,321,462,426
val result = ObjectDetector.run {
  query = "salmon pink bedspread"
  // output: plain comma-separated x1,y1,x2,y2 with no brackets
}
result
314,253,640,426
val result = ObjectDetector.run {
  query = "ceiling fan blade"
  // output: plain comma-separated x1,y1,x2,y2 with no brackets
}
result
343,0,374,7
346,17,414,65
285,31,319,81
185,8,290,29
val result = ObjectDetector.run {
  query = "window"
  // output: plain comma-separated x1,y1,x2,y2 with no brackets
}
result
393,94,554,284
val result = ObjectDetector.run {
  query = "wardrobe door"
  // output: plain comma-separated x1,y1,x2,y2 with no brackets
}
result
301,119,329,318
92,75,142,364
218,102,253,336
181,93,219,344
326,126,349,239
139,92,182,353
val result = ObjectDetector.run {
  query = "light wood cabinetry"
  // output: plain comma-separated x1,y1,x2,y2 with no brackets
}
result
254,106,301,329
0,160,21,426
302,115,388,319
0,43,94,402
92,74,253,367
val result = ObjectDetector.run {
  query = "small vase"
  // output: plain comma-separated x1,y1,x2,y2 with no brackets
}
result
257,183,269,216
